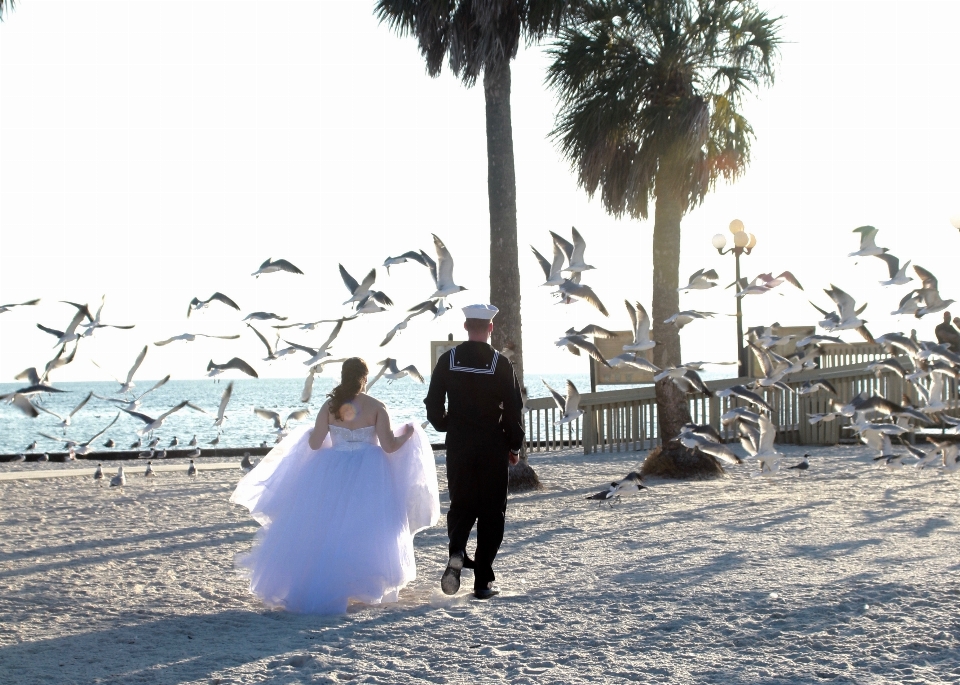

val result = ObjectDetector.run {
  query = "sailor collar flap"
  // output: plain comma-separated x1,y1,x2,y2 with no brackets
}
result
449,346,499,375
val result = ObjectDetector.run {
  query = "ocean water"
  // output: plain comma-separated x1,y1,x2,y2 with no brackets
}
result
0,374,587,454
0,367,737,455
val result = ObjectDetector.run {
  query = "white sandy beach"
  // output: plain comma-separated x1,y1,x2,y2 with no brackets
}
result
2,445,959,684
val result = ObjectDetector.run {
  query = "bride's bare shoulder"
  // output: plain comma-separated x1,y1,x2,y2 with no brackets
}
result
359,393,386,411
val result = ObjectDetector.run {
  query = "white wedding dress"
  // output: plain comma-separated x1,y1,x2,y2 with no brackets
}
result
231,422,440,614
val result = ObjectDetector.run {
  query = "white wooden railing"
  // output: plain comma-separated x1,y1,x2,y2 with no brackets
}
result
524,362,960,454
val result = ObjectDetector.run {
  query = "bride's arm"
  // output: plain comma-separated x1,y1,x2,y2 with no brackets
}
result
308,402,331,450
375,403,413,454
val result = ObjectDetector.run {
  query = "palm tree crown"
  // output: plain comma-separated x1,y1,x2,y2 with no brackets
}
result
548,0,781,218
375,0,572,85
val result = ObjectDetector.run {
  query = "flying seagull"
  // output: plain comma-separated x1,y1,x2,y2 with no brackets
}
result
555,330,611,368
74,412,121,456
848,225,888,257
187,292,241,318
679,269,719,292
339,264,394,308
555,279,608,316
531,241,566,287
283,319,346,366
252,258,304,277
214,381,234,428
541,379,584,424
0,298,40,314
206,357,259,379
242,312,287,322
382,249,432,275
37,307,87,347
92,345,148,394
367,358,424,388
874,254,912,286
254,408,311,435
623,301,655,352
913,265,955,318
557,227,596,274
79,296,136,338
123,401,207,436
37,391,93,432
154,333,241,346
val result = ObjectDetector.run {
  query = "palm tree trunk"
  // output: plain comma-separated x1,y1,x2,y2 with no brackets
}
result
650,173,692,443
484,61,537,489
483,61,524,387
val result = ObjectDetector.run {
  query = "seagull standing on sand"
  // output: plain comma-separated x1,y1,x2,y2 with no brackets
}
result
109,466,126,488
241,453,257,473
187,460,197,477
93,463,104,484
251,258,304,277
145,461,155,477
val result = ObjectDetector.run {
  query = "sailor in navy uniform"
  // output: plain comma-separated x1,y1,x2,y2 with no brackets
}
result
424,304,525,599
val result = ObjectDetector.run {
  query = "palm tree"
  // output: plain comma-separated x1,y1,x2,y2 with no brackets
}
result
375,1,576,488
547,0,781,471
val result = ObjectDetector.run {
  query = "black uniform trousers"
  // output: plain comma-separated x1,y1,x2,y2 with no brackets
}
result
445,431,509,590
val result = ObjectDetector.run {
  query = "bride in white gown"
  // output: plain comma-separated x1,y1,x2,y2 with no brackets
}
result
231,357,440,614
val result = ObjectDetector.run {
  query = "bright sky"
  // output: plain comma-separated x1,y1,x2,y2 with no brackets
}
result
1,0,959,385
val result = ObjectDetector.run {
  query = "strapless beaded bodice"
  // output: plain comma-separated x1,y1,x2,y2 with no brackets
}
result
328,425,379,452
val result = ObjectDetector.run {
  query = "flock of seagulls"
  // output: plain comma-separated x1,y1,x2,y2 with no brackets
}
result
4,222,960,499
1,237,472,462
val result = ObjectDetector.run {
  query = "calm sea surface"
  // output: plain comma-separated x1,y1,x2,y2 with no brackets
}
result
0,369,733,455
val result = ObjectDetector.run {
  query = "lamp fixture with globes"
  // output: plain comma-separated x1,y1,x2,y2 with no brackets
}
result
712,219,757,378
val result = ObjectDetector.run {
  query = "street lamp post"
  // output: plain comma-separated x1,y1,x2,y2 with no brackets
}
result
712,219,757,379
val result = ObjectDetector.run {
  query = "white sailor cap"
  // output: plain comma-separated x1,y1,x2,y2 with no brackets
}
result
462,303,499,320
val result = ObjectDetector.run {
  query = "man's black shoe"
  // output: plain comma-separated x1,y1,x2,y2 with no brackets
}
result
441,552,464,595
473,584,500,600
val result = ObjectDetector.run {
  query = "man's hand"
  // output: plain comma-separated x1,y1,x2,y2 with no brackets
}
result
509,450,520,466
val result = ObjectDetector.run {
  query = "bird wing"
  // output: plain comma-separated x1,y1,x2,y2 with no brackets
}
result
757,414,776,452
549,231,574,263
569,227,588,265
356,268,377,295
565,380,582,415
272,259,303,274
62,308,87,336
301,372,315,403
433,234,455,287
82,412,120,446
282,339,318,356
686,268,705,285
36,404,65,422
531,246,552,280
400,365,424,383
624,300,638,335
37,323,65,339
569,336,611,368
210,292,241,310
320,319,345,351
254,407,281,428
776,271,803,290
134,375,171,401
748,342,773,376
14,367,41,385
70,391,94,417
913,264,939,291
339,264,360,294
541,379,566,412
577,324,617,338
825,285,857,320
419,250,438,287
875,253,900,279
156,401,191,423
121,407,155,425
853,225,878,249
286,409,310,424
125,346,148,385
225,358,258,378
245,323,274,356
154,334,188,346
218,381,234,422
370,290,394,306
557,280,608,316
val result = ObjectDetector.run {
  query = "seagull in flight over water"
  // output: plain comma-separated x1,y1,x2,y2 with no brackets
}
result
251,258,304,277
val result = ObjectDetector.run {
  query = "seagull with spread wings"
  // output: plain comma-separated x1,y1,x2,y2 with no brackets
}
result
0,298,39,314
37,391,93,432
554,227,596,274
382,249,432,275
206,357,259,379
531,241,566,287
810,285,873,341
123,401,207,436
622,301,655,352
340,264,394,309
848,225,888,257
251,258,304,277
554,330,611,367
542,379,584,424
213,381,234,429
367,358,424,388
555,279,608,316
74,413,122,456
37,306,88,347
92,345,149,394
78,296,135,338
95,375,171,412
913,265,955,318
254,407,311,435
678,269,719,292
283,319,346,366
874,254,912,286
155,332,241,346
187,292,241,318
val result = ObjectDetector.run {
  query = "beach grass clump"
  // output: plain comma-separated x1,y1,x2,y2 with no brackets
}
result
508,460,542,492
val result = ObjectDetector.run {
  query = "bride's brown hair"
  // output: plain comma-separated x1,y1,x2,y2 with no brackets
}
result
327,357,369,420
